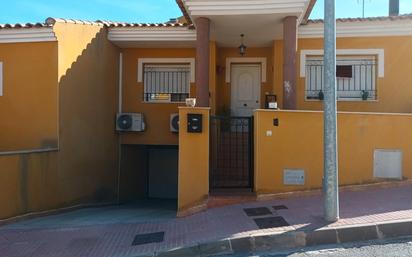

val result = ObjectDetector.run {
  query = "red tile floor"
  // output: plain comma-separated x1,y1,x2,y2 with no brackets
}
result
1,184,412,257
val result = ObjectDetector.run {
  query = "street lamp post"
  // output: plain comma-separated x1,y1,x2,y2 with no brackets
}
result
323,0,339,222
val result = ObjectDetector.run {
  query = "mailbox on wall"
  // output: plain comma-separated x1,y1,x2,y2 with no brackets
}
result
187,114,203,133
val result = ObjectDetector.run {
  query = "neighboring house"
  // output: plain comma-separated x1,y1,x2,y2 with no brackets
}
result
1,0,412,219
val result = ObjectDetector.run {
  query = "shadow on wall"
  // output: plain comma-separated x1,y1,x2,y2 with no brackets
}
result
0,26,120,220
57,27,119,205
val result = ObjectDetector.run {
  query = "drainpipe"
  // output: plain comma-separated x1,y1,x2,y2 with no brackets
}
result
118,53,123,113
389,0,399,16
116,52,123,204
323,0,339,222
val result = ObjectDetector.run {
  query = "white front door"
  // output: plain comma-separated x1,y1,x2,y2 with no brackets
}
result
231,64,261,116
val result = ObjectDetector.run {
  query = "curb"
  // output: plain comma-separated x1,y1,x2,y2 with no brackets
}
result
137,219,412,257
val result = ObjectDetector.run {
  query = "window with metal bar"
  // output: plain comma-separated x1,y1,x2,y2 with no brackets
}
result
305,56,377,101
143,64,190,103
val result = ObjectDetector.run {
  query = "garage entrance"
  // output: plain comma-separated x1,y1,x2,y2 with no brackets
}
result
147,146,178,199
119,145,178,205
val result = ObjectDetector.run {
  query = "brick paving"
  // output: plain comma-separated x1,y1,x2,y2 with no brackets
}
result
1,185,412,257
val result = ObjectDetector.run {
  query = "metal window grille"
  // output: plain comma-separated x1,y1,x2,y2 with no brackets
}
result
143,64,190,102
305,56,377,100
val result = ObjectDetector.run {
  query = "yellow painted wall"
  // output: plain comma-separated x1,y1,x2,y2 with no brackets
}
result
121,48,196,145
0,152,59,219
254,110,412,194
53,22,120,205
274,36,412,113
0,42,58,151
215,47,274,115
0,23,120,220
178,107,210,212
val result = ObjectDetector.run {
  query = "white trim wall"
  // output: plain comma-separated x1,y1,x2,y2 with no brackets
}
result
183,0,309,16
225,57,267,83
108,27,196,42
300,49,385,78
0,28,57,43
137,58,196,83
298,20,412,38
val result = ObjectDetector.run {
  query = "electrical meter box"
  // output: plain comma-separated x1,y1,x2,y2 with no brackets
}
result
187,114,203,133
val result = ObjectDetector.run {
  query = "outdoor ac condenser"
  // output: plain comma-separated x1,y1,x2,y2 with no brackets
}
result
116,113,145,132
170,113,179,133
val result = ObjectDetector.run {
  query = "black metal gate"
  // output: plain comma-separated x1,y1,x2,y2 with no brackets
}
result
210,116,254,190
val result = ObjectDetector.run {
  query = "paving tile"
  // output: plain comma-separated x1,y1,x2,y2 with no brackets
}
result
1,185,412,256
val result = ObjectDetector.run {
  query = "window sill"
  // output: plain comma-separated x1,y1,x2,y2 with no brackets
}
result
304,99,378,103
142,101,186,104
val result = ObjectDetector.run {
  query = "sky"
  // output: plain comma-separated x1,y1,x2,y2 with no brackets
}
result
0,0,411,24
311,0,412,19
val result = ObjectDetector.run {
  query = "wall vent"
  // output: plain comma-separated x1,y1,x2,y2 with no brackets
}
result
373,149,402,179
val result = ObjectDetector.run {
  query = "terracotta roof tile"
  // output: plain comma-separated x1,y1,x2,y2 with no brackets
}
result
45,17,104,26
0,22,51,29
307,13,412,24
96,20,189,28
0,17,190,30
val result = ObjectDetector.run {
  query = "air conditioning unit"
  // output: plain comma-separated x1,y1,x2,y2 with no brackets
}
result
170,113,179,133
116,113,145,132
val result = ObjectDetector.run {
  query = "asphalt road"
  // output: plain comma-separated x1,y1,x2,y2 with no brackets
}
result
220,237,412,257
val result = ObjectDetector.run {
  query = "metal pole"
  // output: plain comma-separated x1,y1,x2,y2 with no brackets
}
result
362,0,365,18
323,0,339,222
389,0,400,16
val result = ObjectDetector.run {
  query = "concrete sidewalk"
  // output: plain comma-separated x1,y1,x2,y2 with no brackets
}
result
1,183,412,257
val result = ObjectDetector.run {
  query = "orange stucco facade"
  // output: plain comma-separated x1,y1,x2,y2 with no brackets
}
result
274,36,412,113
53,22,120,207
0,22,119,220
177,34,412,210
0,42,58,152
209,35,412,116
120,48,196,146
254,110,412,194
215,47,274,114
177,107,210,214
2,13,412,219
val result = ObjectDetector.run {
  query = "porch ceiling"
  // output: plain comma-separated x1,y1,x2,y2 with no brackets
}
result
182,0,313,47
210,14,287,47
